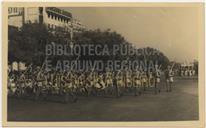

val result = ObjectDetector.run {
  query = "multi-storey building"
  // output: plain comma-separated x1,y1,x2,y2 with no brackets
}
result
8,7,24,28
72,18,86,32
8,7,86,33
8,7,86,71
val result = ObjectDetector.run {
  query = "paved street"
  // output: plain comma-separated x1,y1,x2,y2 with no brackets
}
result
8,78,198,121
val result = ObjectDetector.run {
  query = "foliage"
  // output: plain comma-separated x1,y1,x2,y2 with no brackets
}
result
8,23,170,70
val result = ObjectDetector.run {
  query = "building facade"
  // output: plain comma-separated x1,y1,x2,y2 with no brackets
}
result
8,7,85,33
8,7,86,71
8,7,24,28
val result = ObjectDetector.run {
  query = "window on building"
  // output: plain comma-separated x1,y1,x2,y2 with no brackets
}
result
39,15,43,24
48,24,50,28
13,8,16,13
39,7,43,14
8,8,12,14
27,20,31,24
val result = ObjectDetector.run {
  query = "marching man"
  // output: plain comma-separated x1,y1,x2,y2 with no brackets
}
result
148,70,154,87
154,65,161,94
141,71,147,91
93,72,102,95
165,65,175,92
115,70,124,97
132,70,141,96
35,70,45,100
8,73,17,96
18,73,26,97
63,71,77,103
125,70,132,93
85,72,95,96
105,70,113,95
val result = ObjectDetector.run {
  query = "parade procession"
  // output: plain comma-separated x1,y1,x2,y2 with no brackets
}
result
7,63,175,103
6,6,194,105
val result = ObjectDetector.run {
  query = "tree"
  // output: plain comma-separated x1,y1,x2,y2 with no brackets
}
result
73,30,170,71
9,24,170,71
8,23,65,66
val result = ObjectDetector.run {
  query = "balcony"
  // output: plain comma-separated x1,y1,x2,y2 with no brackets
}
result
46,7,72,20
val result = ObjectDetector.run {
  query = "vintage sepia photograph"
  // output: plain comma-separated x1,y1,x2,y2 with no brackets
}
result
2,2,204,127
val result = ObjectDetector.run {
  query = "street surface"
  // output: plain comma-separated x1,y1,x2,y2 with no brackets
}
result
8,77,198,121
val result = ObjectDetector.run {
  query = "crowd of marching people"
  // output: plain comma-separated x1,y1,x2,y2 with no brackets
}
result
8,64,175,103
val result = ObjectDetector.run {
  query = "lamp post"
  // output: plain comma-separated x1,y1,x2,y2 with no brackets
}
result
70,18,74,49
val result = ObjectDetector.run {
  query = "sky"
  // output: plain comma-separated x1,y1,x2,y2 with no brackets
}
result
62,7,202,62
